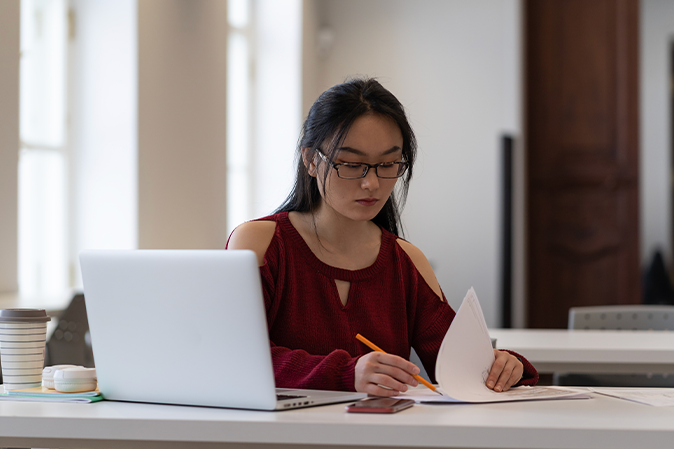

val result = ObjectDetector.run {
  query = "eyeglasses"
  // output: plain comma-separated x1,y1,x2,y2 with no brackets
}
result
315,149,408,179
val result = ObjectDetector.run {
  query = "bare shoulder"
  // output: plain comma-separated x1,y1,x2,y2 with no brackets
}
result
227,220,277,266
396,239,443,300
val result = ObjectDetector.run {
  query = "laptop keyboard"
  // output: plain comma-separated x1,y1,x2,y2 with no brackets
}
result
276,394,307,401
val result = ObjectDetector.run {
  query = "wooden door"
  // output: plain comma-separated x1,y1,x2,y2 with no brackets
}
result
526,0,640,328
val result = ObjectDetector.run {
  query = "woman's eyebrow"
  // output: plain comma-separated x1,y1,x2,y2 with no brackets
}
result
336,146,402,156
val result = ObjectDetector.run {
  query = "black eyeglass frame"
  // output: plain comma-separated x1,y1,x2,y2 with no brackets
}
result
315,149,408,180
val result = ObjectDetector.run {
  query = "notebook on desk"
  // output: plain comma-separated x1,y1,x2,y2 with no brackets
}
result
79,249,365,411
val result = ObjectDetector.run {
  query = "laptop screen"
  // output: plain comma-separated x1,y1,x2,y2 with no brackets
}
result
80,250,279,409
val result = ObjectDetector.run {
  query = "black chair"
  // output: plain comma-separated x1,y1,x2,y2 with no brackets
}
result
44,293,95,368
643,250,674,305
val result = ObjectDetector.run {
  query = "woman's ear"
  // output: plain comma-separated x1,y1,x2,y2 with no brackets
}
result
301,148,318,177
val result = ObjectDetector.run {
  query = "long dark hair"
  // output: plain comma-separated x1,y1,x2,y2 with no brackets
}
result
275,77,417,237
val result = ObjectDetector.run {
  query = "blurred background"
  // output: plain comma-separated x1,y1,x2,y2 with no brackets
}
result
0,0,671,329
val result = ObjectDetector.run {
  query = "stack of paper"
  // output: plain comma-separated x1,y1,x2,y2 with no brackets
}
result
399,288,589,403
0,385,103,403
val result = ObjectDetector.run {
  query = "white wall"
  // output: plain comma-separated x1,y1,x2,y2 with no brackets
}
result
308,0,522,326
640,0,674,266
0,0,20,293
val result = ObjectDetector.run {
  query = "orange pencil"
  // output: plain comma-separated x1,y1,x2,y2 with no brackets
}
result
355,333,442,395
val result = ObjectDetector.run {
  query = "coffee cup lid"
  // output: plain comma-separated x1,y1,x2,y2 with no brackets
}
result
0,309,51,323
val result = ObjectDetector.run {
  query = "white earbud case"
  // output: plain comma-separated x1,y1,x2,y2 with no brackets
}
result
53,367,97,393
42,365,80,389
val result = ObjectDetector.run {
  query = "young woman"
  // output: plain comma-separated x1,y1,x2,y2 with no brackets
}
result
227,78,538,396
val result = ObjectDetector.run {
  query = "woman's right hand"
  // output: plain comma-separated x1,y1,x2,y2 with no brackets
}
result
354,352,420,396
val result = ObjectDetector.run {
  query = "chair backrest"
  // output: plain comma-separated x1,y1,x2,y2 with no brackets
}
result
568,305,674,331
45,293,95,367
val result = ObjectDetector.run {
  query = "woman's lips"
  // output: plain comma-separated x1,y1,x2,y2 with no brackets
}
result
356,198,378,206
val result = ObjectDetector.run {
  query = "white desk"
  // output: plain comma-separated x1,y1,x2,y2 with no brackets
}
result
0,390,672,449
490,328,674,374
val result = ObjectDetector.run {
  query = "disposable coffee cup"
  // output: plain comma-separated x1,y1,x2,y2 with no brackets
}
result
0,309,51,391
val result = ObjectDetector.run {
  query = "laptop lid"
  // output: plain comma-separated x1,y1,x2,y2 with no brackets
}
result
80,250,366,411
80,249,281,410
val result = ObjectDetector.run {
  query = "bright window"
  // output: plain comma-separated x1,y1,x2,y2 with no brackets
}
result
226,0,252,233
226,0,301,232
18,0,69,296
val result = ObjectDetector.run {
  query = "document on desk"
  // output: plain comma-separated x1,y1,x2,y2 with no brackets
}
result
398,288,589,403
590,388,674,406
0,385,103,403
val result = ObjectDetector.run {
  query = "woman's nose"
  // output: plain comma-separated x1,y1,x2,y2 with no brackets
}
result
360,167,379,190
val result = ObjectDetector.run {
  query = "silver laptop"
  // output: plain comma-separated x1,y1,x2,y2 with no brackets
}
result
79,249,365,410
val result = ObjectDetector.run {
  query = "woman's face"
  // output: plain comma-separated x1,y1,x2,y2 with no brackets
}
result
309,113,404,223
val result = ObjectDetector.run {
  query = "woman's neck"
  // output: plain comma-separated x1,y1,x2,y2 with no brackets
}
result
289,204,381,264
319,204,377,244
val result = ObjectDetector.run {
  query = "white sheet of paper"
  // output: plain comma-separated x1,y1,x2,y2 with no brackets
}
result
398,287,589,403
398,385,590,403
434,287,496,402
590,388,674,406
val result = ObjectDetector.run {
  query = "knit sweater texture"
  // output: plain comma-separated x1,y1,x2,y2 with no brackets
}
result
229,212,538,391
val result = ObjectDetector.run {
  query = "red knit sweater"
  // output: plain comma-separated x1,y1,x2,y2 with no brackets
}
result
228,212,538,391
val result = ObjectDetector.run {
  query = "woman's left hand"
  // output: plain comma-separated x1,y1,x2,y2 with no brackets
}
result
485,349,524,392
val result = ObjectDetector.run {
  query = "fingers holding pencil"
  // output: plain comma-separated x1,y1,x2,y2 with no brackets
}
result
354,351,420,397
355,333,441,396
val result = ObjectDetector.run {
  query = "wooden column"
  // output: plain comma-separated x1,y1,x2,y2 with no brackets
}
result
526,0,640,328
